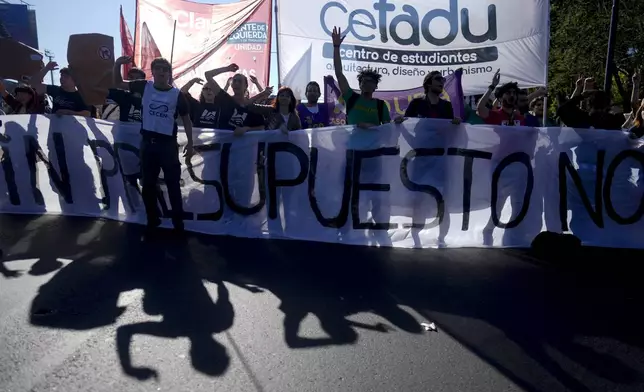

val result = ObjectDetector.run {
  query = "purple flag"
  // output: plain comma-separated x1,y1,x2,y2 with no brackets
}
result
324,69,465,124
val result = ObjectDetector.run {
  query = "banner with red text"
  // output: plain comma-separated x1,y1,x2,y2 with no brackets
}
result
134,0,271,94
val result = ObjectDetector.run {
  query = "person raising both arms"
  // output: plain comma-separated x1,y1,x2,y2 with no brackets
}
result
203,63,267,136
180,77,220,129
477,69,525,126
113,57,194,237
296,81,331,128
331,26,390,128
30,61,91,117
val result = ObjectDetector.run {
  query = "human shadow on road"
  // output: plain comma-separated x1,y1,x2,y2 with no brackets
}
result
16,215,233,380
116,240,232,380
0,215,109,279
195,234,423,349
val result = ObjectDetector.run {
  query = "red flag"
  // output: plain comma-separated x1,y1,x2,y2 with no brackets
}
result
139,22,162,80
135,0,271,92
119,5,134,76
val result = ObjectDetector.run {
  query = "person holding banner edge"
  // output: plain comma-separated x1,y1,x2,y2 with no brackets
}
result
113,56,194,237
331,26,390,128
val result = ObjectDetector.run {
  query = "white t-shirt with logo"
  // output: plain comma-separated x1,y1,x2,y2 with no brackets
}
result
142,81,180,136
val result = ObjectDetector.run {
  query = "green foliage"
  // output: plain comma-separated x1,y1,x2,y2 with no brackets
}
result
548,0,643,108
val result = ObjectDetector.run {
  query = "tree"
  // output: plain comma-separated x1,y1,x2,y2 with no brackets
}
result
548,0,644,109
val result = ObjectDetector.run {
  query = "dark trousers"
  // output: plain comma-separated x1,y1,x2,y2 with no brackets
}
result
140,133,184,229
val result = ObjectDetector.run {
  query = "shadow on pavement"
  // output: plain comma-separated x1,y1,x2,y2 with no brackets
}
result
1,214,643,391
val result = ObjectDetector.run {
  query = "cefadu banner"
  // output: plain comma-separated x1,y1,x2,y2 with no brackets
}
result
277,0,550,99
135,0,271,95
0,114,643,249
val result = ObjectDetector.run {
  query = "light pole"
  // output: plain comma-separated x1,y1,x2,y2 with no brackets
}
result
604,0,619,93
44,49,54,85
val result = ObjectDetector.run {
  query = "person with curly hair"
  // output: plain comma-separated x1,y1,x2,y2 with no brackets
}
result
476,69,526,126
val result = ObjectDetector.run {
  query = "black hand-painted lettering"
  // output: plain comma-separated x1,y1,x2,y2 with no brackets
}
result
186,143,224,221
114,142,141,213
88,139,118,211
447,148,492,230
25,134,72,204
0,146,20,205
308,147,352,228
559,150,605,231
351,147,399,230
490,152,533,228
220,142,266,215
400,148,445,229
603,150,644,224
267,142,309,220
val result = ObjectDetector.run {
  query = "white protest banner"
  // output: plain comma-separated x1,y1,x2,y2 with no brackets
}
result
0,115,643,249
277,0,549,98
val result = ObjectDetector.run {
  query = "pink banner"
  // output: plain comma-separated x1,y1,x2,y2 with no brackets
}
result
134,0,271,92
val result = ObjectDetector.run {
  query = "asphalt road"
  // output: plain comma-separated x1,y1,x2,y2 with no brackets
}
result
1,214,643,392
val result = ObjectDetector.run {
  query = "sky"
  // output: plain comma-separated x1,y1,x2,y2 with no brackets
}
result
25,0,279,87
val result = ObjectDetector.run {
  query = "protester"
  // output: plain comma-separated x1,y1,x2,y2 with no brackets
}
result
203,63,266,135
518,88,547,126
108,57,146,123
180,77,220,129
296,81,331,128
477,70,526,126
528,96,557,126
30,61,91,117
628,100,644,138
331,26,390,128
557,89,624,130
267,86,301,132
623,71,641,129
398,71,459,122
0,80,43,114
113,57,194,236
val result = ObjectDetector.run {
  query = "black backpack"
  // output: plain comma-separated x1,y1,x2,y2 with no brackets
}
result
345,92,385,125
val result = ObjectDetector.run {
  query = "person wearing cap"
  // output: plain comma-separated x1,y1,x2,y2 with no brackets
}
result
0,79,44,114
476,69,526,126
30,61,91,117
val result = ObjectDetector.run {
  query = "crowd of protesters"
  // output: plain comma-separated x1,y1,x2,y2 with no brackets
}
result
0,25,642,240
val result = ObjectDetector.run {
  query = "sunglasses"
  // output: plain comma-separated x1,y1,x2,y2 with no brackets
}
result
153,65,170,72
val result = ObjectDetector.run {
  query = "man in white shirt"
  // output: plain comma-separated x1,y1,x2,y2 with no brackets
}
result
113,57,194,236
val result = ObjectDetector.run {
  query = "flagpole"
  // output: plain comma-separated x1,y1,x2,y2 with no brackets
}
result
604,0,619,93
169,20,177,65
133,1,139,66
273,0,281,87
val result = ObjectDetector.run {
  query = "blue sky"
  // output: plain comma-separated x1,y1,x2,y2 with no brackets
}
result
26,0,278,87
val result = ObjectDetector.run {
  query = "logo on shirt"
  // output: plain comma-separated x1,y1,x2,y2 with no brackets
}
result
200,109,218,123
501,120,522,126
228,108,248,127
149,101,170,118
128,105,142,122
